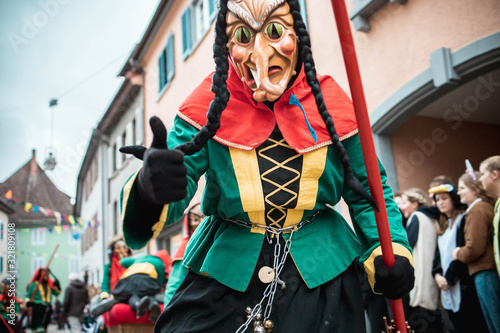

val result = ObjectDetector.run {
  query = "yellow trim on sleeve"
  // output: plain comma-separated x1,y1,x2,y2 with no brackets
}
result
229,147,266,232
121,262,158,280
151,205,169,239
363,243,413,293
121,167,141,224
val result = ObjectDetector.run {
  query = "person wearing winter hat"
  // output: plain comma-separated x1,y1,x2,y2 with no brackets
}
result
63,273,90,333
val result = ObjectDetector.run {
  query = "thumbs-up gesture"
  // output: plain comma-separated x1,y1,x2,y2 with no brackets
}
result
134,116,188,205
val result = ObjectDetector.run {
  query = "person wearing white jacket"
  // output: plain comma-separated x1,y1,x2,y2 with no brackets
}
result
400,188,442,332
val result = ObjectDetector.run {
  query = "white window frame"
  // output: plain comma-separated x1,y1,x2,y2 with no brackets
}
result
31,228,46,246
68,257,79,275
31,257,46,276
182,0,217,60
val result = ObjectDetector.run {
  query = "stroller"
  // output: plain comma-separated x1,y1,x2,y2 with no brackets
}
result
81,298,107,333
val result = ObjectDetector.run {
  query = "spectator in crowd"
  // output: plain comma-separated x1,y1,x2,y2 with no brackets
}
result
99,235,132,302
400,188,441,332
164,202,203,305
25,268,61,333
428,175,454,205
0,277,23,331
429,184,487,332
479,155,500,278
394,191,408,228
454,171,500,333
53,298,67,330
64,272,90,333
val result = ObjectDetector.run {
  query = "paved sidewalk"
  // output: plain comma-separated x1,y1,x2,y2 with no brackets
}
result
23,323,71,333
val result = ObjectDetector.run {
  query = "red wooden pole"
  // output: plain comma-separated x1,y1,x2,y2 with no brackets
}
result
329,1,407,331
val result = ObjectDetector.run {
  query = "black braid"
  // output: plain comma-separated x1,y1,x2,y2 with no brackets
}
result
288,0,377,210
176,0,230,156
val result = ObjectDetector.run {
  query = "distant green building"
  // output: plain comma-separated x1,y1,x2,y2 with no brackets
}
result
0,150,80,301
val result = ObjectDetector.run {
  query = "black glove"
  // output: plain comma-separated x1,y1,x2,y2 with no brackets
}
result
120,145,146,160
374,254,415,300
134,116,188,206
53,279,61,290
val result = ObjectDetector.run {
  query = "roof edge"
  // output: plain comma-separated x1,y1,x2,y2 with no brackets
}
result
119,0,174,76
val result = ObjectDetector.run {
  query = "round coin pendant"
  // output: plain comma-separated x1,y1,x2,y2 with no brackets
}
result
258,266,275,283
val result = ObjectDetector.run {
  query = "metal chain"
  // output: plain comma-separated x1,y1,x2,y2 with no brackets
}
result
228,210,322,333
235,229,295,333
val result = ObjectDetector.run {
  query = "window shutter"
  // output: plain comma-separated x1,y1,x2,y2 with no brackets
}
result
158,51,166,91
166,34,175,82
181,7,192,59
209,0,217,19
298,0,308,29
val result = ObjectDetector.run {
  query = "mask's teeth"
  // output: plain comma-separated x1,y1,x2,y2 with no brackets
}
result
250,69,260,88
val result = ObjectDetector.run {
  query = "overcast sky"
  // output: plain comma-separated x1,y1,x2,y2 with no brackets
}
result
0,0,159,200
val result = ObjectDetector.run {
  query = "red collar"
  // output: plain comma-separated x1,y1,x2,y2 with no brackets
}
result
178,62,358,153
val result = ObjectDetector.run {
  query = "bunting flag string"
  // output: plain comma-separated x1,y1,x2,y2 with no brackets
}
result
17,250,80,258
2,190,102,231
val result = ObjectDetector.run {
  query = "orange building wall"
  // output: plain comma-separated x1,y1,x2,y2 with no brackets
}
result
140,0,500,133
141,1,217,146
307,0,500,111
391,116,500,191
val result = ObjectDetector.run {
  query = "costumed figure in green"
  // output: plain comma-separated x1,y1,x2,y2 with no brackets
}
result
91,250,172,323
120,0,415,332
25,268,61,333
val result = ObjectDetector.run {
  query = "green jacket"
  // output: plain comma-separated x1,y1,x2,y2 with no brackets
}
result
120,255,167,287
100,262,112,294
122,116,411,292
26,281,60,305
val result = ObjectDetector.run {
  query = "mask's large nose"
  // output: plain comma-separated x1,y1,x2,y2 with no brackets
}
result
251,33,284,100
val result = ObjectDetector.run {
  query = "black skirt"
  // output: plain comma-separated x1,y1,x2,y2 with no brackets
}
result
156,239,365,333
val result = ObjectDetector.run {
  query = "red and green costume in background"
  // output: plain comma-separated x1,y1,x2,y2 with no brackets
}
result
121,63,412,297
25,269,61,333
163,203,199,304
0,289,22,331
100,253,127,298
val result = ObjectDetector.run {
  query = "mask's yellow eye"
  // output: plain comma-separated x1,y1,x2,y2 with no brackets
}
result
235,27,251,44
266,22,284,39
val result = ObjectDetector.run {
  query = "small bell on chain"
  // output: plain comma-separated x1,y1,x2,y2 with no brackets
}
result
383,317,413,333
264,319,274,333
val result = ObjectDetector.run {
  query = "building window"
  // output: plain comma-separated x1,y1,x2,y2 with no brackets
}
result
181,8,192,59
113,201,119,236
182,0,217,60
121,131,127,164
68,257,79,274
31,257,46,276
0,222,3,240
31,228,46,246
132,118,137,147
158,33,175,92
298,0,308,28
112,143,117,172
